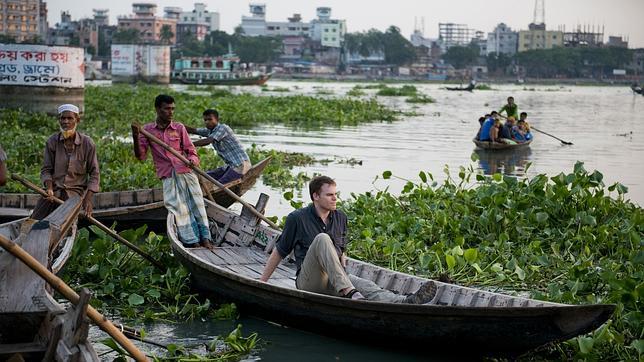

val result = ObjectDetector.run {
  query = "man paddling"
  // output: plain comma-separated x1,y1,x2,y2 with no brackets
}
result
260,175,436,303
31,104,99,219
498,96,519,120
186,109,251,184
132,94,214,249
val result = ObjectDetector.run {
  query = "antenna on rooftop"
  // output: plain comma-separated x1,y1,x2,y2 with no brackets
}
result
533,0,545,25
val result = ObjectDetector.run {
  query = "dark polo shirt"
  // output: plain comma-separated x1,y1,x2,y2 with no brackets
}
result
275,204,348,273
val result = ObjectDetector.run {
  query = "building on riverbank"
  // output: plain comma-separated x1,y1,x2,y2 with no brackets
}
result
117,3,176,45
0,0,47,42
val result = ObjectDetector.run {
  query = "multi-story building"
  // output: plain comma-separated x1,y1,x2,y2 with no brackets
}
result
48,11,78,45
518,23,563,52
117,3,176,44
166,3,219,44
438,23,478,52
606,36,628,48
239,5,344,48
486,23,518,56
0,0,44,42
240,3,267,36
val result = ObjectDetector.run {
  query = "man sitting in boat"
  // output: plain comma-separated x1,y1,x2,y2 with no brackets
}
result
260,176,436,303
132,95,214,250
31,104,100,219
498,96,519,120
518,112,532,133
186,109,251,184
512,119,531,143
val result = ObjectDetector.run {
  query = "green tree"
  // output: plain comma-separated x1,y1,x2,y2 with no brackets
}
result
486,52,513,74
112,28,141,44
442,44,479,69
382,26,416,65
0,34,16,43
160,25,174,45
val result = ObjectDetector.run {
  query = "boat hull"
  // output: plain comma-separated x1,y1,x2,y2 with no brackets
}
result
167,197,615,357
0,157,270,224
473,138,532,150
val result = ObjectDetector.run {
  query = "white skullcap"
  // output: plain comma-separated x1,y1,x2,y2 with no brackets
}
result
57,104,79,114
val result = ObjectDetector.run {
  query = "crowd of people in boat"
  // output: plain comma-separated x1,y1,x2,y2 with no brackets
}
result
475,96,533,144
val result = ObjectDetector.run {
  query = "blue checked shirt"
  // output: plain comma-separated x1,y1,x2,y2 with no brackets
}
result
196,123,249,167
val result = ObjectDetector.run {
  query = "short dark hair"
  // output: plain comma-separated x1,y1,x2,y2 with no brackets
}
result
203,109,219,118
507,96,514,101
309,175,336,201
491,111,498,115
478,117,486,124
155,94,175,108
520,112,528,117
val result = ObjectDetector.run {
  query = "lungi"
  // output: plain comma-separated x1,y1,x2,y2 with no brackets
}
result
163,171,211,245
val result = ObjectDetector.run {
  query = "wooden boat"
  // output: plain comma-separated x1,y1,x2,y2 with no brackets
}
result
631,83,643,95
167,194,615,357
473,138,533,150
446,81,476,91
0,157,271,224
0,196,99,361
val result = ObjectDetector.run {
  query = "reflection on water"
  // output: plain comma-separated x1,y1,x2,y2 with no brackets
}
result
475,147,532,176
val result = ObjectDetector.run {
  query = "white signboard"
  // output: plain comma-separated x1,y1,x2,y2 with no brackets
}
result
613,69,626,76
111,45,170,77
0,44,84,88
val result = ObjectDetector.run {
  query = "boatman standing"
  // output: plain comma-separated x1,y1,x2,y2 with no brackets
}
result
260,175,437,303
31,104,100,219
186,109,251,184
132,94,214,249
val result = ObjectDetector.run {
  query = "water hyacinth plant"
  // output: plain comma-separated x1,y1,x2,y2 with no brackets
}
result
340,162,642,360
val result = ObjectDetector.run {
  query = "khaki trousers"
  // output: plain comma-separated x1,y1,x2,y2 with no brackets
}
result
295,233,407,303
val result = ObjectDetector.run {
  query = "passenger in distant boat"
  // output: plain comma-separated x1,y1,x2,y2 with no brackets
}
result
0,144,7,186
512,119,530,143
475,116,487,140
478,111,499,142
519,112,532,133
260,176,437,304
500,116,517,140
498,96,519,120
31,104,100,219
132,94,214,250
186,109,251,184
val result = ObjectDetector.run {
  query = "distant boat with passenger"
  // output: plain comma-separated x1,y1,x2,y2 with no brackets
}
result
171,51,272,86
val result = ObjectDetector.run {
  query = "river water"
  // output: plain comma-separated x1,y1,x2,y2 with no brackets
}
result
97,81,644,360
232,81,644,217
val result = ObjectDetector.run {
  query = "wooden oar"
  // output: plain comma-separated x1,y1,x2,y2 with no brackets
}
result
496,114,573,145
0,234,149,361
530,126,573,145
133,122,280,230
11,174,166,272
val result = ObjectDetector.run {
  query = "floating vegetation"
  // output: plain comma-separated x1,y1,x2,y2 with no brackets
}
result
261,86,290,92
341,162,642,360
406,95,435,104
376,85,419,97
475,84,495,90
353,83,387,90
315,89,335,95
346,88,366,97
1,84,400,192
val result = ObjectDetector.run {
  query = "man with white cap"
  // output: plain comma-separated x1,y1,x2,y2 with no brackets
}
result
31,104,100,219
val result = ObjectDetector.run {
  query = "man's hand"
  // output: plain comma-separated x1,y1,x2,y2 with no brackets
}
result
45,180,55,201
82,191,94,217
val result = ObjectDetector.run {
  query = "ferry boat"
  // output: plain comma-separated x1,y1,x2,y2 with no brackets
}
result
171,52,271,86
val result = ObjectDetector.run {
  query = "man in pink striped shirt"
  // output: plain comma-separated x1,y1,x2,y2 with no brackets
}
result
132,94,214,249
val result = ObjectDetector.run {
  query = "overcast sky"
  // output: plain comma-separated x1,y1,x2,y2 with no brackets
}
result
46,0,644,48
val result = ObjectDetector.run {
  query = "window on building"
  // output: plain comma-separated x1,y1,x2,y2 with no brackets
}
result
302,27,309,31
267,26,274,30
332,28,336,32
288,27,296,31
332,37,336,41
324,28,329,32
205,17,210,22
553,35,557,39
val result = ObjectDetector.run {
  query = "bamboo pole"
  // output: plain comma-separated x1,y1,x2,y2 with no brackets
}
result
11,174,166,271
133,122,279,230
0,234,149,361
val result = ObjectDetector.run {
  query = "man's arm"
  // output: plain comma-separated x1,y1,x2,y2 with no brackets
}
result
40,139,54,191
260,248,283,282
193,138,214,147
131,125,147,161
185,125,198,134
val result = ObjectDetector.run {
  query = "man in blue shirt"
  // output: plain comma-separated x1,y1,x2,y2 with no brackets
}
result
479,111,498,142
186,109,251,184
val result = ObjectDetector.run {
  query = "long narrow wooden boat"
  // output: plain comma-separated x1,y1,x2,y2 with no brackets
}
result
0,196,99,361
167,195,615,357
0,157,271,224
473,138,533,150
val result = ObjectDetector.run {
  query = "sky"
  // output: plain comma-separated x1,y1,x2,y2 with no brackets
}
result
46,0,644,48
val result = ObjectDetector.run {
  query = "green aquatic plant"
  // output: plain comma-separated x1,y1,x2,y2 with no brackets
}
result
405,95,435,104
376,85,418,97
340,162,642,360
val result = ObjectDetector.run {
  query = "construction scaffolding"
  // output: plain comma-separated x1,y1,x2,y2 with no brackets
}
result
561,24,605,47
438,23,476,50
